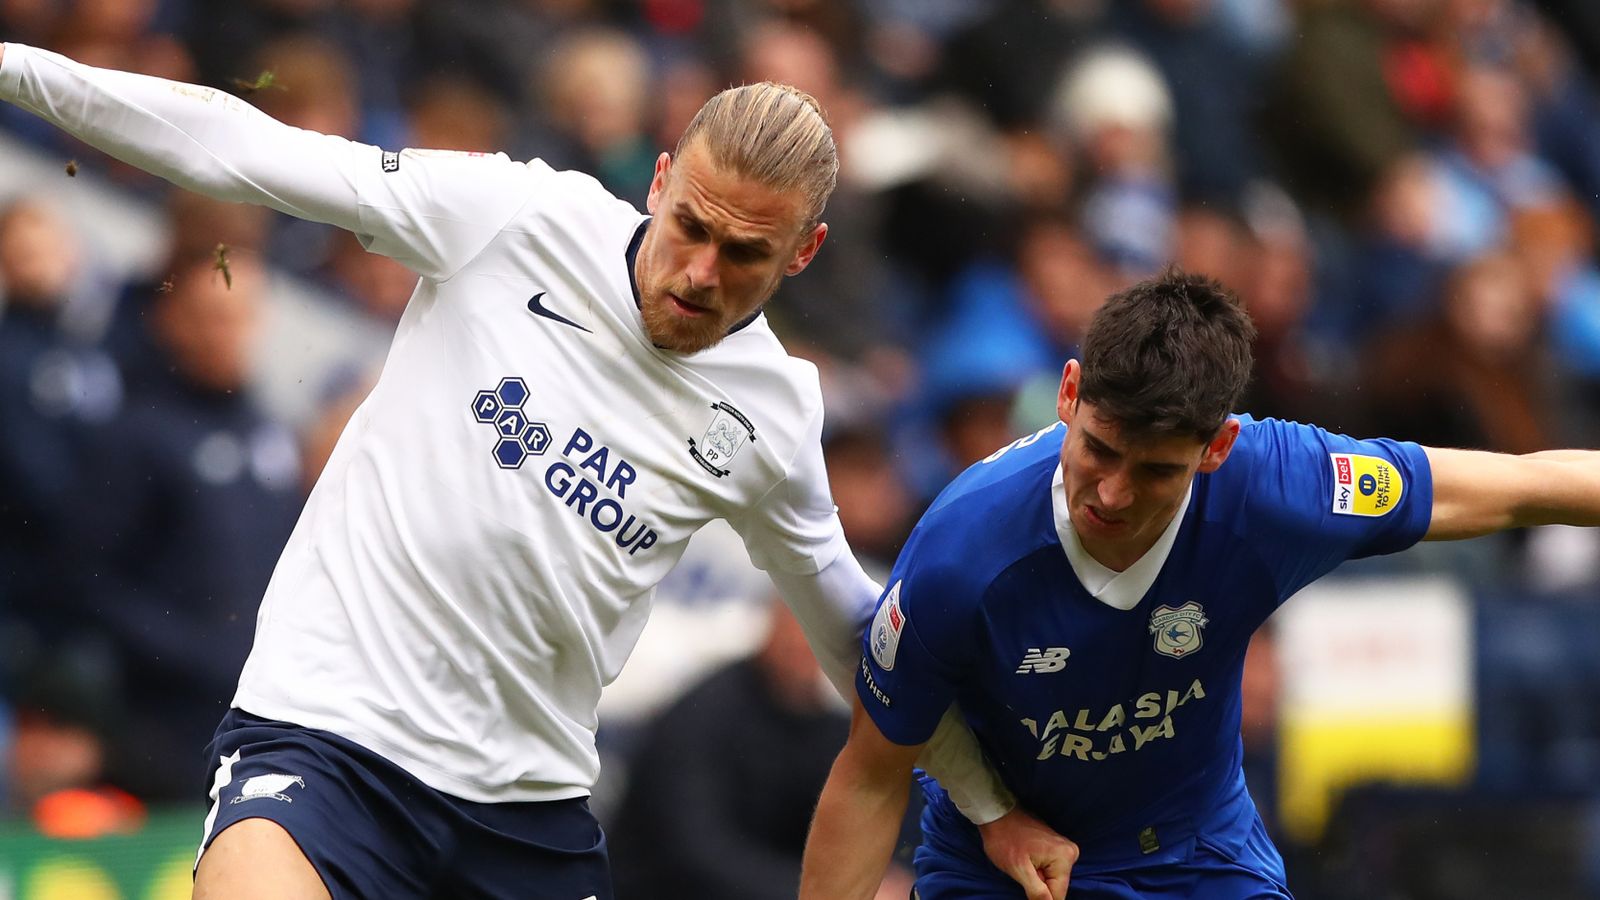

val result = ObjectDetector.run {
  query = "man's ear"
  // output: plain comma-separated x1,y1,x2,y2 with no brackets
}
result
785,222,828,276
1056,360,1082,424
1197,419,1241,473
645,151,672,215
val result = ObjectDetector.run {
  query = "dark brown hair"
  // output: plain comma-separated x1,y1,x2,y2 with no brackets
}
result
1079,268,1256,441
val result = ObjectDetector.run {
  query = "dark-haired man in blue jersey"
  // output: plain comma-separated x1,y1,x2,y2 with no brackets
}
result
800,269,1600,900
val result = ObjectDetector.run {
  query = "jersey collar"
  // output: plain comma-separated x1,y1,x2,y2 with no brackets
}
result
1051,462,1192,611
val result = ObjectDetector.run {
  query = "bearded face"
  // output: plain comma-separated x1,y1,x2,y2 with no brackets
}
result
634,140,825,354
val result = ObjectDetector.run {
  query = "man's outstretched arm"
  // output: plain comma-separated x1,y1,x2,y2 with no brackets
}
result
1424,447,1600,540
0,43,527,279
800,699,926,900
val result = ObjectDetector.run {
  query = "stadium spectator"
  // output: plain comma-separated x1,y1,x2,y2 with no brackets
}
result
537,28,656,206
1230,190,1352,426
318,229,416,324
1424,62,1570,262
49,0,192,81
184,0,340,95
1267,0,1428,220
0,198,121,666
1111,0,1265,207
403,72,512,154
1053,45,1177,279
1509,204,1600,441
1361,250,1559,456
822,425,915,569
936,0,1104,133
3,647,140,838
740,21,896,362
106,189,271,394
328,0,419,150
69,254,302,802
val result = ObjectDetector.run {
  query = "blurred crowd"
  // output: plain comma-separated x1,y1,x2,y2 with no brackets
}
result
2,0,1600,896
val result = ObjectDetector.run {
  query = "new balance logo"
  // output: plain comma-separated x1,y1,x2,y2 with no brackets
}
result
1016,647,1071,674
527,291,591,333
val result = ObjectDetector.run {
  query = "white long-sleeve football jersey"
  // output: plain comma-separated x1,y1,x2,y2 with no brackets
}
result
0,44,1012,817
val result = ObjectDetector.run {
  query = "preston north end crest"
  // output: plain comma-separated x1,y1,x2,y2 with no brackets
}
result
688,401,756,478
1149,601,1208,659
231,773,305,804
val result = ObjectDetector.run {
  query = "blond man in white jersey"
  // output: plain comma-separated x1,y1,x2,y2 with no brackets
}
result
0,43,1077,900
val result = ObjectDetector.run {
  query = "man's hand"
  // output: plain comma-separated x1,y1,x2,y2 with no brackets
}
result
978,807,1078,900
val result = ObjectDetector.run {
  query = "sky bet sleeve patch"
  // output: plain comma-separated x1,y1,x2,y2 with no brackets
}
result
1329,452,1403,517
870,581,906,671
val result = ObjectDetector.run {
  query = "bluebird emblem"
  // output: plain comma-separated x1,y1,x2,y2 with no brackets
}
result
1149,601,1208,659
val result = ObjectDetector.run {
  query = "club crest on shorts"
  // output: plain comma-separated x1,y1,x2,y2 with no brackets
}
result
1149,601,1208,659
688,401,756,478
231,773,306,804
871,581,906,671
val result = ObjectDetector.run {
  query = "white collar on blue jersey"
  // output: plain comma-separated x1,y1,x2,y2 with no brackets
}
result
1051,462,1193,611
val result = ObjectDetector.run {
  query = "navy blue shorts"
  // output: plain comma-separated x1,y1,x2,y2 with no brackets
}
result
198,710,613,900
912,786,1291,899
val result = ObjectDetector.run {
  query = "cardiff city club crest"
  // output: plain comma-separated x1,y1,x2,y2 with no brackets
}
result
688,401,756,478
1148,601,1208,659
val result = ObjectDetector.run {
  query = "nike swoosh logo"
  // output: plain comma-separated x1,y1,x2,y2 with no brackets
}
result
526,292,591,333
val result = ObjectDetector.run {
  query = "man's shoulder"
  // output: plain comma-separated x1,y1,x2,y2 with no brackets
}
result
687,320,825,454
905,434,1062,592
1204,414,1368,538
458,156,643,247
1210,415,1320,493
933,423,1065,520
523,158,641,216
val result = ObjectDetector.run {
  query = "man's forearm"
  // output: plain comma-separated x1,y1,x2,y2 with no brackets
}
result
799,740,913,900
768,551,880,699
0,43,368,230
1426,447,1600,539
1518,451,1600,527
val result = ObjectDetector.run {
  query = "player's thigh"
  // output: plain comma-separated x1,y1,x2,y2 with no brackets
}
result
198,711,443,898
194,817,330,900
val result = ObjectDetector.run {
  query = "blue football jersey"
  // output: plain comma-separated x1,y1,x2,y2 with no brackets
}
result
858,417,1433,871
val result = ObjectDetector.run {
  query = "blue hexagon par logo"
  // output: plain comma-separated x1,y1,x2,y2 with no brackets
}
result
496,377,529,408
468,377,550,469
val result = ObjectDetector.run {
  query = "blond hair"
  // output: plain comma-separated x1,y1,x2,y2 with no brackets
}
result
675,82,838,230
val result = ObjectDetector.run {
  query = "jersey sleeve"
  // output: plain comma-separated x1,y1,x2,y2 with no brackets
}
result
0,43,531,280
727,399,848,576
856,533,982,747
1242,418,1434,600
350,150,545,279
